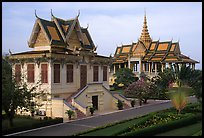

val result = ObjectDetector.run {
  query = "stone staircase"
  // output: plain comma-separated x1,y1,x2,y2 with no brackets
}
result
66,92,87,119
113,92,131,109
75,109,87,119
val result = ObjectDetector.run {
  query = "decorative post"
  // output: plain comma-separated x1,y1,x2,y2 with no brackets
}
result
113,64,116,73
161,63,164,72
155,62,157,75
139,59,142,74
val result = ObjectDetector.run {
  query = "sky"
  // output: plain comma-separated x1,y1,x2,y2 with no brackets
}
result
2,2,202,69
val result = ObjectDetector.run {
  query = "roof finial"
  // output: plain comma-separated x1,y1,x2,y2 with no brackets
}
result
86,23,89,29
77,9,80,18
51,9,54,17
35,9,39,18
144,8,146,17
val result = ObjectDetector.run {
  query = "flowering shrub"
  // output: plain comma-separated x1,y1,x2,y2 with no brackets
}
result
124,80,156,104
127,112,188,133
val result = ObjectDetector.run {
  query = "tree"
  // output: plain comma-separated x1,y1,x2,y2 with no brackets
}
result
2,57,45,127
124,80,155,105
65,110,75,120
155,64,201,100
114,68,136,88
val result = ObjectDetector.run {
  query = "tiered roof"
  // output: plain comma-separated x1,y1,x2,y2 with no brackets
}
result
28,12,95,51
113,40,198,64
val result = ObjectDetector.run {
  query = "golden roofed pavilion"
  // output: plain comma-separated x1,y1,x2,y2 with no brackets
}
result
110,12,199,84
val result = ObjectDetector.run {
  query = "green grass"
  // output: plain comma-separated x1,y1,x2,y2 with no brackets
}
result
155,121,202,136
81,116,149,136
2,116,41,130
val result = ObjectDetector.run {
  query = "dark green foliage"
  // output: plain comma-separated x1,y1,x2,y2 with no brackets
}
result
65,110,75,119
114,68,136,88
117,100,123,110
2,57,46,127
89,107,95,115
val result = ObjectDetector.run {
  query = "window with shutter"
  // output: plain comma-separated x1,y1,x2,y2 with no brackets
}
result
41,64,48,83
15,64,21,82
103,66,107,81
67,64,73,83
93,66,98,82
27,64,34,83
54,64,60,83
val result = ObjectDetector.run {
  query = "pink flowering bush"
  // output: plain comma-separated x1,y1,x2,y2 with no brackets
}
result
124,80,156,105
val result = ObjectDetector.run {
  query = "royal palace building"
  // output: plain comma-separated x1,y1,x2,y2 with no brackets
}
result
8,12,128,119
110,13,199,85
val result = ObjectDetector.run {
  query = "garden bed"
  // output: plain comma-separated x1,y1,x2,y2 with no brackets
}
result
75,102,202,136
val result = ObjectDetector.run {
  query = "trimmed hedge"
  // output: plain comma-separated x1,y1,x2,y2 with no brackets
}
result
120,113,202,136
112,115,152,136
2,117,63,135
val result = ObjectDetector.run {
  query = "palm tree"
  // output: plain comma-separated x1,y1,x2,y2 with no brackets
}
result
65,110,75,120
170,90,188,114
157,64,198,89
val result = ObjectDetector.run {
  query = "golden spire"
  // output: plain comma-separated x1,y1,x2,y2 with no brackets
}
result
139,9,152,48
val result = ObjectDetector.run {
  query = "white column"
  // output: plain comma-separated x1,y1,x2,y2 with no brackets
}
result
161,63,164,72
119,64,121,69
128,59,130,69
124,63,127,68
192,63,195,70
148,62,151,75
155,63,157,75
113,64,116,73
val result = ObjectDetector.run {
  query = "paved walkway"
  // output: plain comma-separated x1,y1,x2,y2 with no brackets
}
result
5,96,197,136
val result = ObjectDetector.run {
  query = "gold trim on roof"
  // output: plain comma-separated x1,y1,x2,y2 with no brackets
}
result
150,43,156,50
150,57,162,61
122,46,131,53
165,58,178,61
62,24,69,33
170,44,176,51
116,48,121,54
157,43,168,51
47,26,60,40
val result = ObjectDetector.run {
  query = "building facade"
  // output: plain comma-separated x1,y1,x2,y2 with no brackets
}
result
110,13,199,85
9,12,124,119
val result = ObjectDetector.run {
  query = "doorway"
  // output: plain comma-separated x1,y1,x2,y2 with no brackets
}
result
92,96,98,110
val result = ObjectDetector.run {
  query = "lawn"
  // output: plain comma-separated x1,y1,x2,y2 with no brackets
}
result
76,103,201,136
2,115,63,135
80,115,149,136
155,121,202,136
